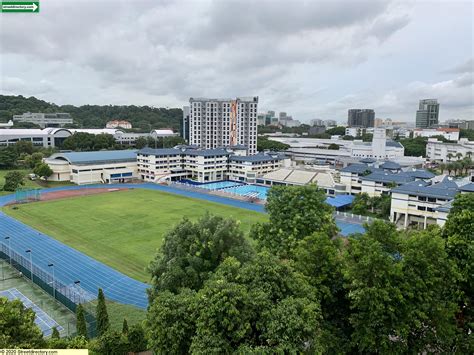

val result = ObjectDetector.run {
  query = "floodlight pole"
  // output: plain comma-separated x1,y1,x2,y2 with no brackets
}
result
26,249,33,281
48,263,55,300
4,236,11,265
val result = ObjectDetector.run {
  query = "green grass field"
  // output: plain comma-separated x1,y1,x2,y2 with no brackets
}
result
3,189,267,282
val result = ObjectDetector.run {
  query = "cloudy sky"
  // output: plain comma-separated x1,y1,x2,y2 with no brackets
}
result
0,0,473,123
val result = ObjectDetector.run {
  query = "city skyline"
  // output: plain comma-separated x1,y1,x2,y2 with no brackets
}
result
0,0,472,123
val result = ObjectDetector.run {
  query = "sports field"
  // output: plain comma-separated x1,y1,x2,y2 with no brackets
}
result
3,189,267,282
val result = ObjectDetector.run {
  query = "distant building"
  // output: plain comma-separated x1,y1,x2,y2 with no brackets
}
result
106,120,132,129
0,120,13,128
324,120,337,127
413,128,460,141
426,138,474,162
416,99,439,128
374,118,384,127
347,109,375,128
309,126,326,135
461,120,474,130
13,112,73,128
310,119,324,126
182,106,190,142
189,97,258,155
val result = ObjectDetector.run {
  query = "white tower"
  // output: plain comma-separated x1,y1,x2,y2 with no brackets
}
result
372,128,386,159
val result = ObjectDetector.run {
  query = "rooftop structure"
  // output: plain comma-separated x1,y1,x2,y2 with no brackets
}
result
12,112,73,128
106,120,132,129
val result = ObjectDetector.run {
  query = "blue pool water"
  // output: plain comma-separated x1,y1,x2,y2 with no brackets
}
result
196,181,243,190
225,184,270,199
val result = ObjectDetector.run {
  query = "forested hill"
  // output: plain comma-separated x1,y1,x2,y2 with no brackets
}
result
0,95,183,131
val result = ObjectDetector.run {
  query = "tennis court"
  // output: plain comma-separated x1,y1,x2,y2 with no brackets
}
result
0,287,63,336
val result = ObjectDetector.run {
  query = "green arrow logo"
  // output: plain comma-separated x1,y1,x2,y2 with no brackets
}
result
0,1,40,13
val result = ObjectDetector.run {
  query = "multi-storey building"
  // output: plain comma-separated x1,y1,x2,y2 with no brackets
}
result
137,146,288,183
413,128,459,141
426,138,474,162
106,120,132,129
13,112,73,128
390,177,463,229
416,99,439,128
182,106,190,141
340,162,435,197
189,97,258,155
347,109,375,128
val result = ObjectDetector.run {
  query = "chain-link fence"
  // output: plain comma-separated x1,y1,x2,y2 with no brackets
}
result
0,242,97,338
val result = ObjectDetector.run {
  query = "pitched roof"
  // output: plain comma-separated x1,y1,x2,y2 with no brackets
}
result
404,169,436,179
361,172,414,184
459,182,474,192
391,179,459,199
340,164,374,174
229,153,285,163
138,148,182,156
380,161,401,170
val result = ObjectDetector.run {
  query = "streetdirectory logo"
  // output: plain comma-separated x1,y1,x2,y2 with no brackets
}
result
0,1,40,13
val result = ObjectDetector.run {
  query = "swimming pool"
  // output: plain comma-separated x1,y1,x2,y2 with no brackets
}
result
225,184,270,200
192,181,243,190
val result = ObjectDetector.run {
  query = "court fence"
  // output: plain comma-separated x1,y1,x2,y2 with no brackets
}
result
0,242,97,338
14,188,42,204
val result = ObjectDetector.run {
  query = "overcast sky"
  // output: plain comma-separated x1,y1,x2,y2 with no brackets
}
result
0,0,473,123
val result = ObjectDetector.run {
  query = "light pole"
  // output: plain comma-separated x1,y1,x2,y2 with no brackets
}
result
48,263,55,299
25,249,32,281
4,236,11,265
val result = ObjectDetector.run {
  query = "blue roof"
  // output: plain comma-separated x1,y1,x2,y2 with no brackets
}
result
360,157,376,163
340,164,374,174
404,169,436,179
380,161,401,170
51,150,137,164
386,140,403,148
138,148,181,156
184,148,229,157
325,195,355,208
460,182,474,192
361,172,413,184
391,178,459,200
229,153,285,163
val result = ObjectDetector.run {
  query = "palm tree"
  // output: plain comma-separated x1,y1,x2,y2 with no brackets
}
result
438,163,446,174
447,153,453,162
456,152,463,161
447,163,454,176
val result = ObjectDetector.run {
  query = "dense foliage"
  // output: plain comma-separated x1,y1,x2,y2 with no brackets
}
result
0,95,183,131
256,136,290,151
398,136,427,157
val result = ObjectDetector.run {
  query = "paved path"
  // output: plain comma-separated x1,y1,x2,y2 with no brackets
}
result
0,183,365,309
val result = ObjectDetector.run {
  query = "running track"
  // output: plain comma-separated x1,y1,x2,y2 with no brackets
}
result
0,183,365,309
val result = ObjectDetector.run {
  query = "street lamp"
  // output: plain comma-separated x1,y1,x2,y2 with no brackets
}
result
4,236,11,265
25,249,32,281
48,263,55,299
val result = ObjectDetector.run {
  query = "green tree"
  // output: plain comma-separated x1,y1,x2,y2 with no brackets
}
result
257,136,290,151
15,140,34,155
93,330,128,355
51,327,60,339
443,194,474,347
190,254,321,353
325,126,346,135
327,143,340,150
121,318,128,335
0,147,18,168
127,323,148,353
33,162,53,180
135,136,147,149
252,185,337,258
0,297,45,348
25,152,44,169
344,222,459,353
3,170,25,191
351,193,370,215
76,304,88,340
293,233,352,352
147,213,253,298
96,288,110,336
146,289,197,354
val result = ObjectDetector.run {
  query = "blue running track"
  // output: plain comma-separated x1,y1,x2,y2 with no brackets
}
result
0,183,366,310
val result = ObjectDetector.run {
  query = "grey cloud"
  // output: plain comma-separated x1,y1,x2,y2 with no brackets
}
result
445,58,474,74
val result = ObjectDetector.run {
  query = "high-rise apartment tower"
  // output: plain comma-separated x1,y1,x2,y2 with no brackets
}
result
189,97,258,154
